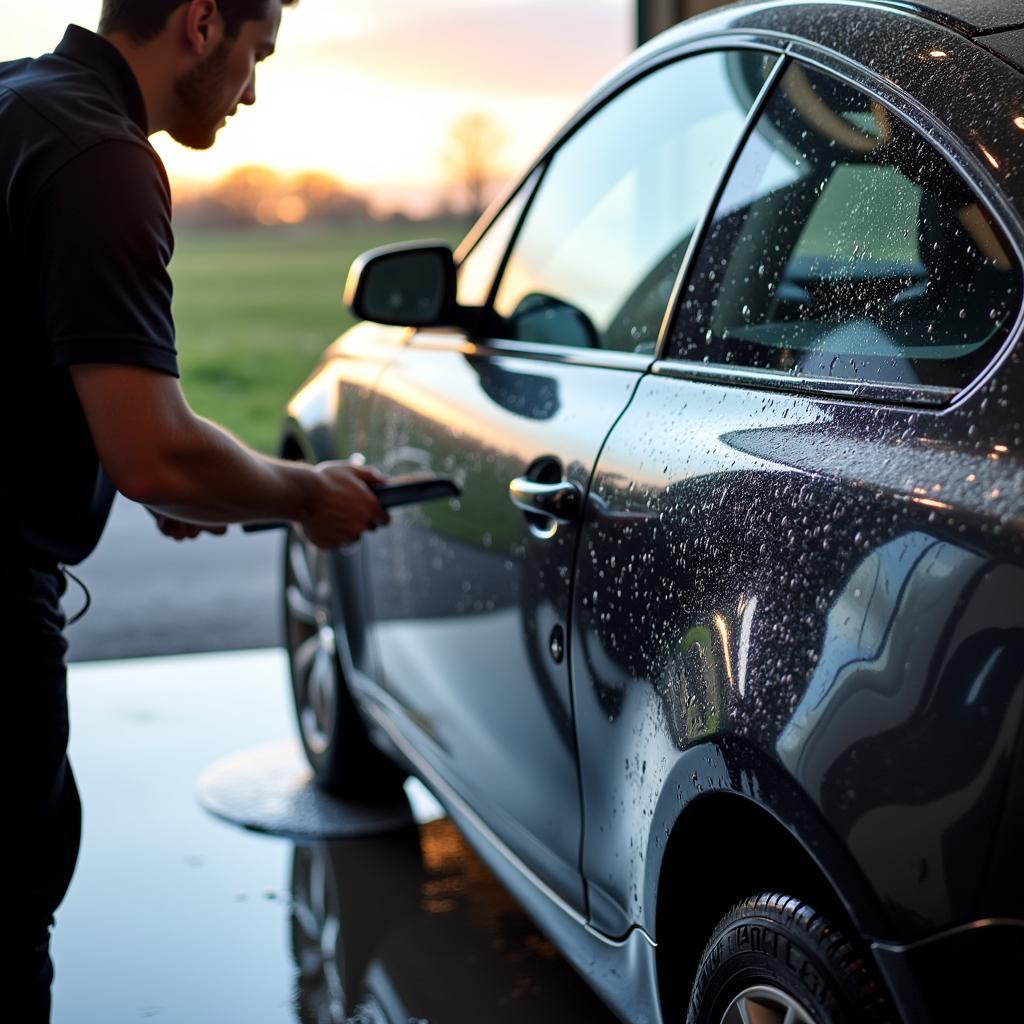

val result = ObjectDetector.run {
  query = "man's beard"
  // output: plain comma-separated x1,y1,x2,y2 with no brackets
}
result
170,39,233,150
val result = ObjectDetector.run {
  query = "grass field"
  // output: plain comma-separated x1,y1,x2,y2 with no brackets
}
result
171,218,468,453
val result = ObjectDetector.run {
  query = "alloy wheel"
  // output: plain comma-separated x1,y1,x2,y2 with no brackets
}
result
285,531,339,758
721,985,816,1024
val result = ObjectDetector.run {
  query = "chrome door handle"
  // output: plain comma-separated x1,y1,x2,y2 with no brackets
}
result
508,477,582,524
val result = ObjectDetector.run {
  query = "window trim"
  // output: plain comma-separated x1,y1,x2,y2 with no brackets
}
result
651,51,788,362
650,360,957,407
412,330,653,373
656,42,1024,410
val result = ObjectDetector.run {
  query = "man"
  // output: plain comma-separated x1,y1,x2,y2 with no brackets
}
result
0,2,388,1017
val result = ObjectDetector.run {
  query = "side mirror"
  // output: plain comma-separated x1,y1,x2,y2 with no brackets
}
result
344,241,458,328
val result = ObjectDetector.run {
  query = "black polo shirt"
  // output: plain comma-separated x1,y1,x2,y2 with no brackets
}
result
0,25,179,568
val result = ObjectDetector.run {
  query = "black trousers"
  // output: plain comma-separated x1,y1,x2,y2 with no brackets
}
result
3,564,81,1022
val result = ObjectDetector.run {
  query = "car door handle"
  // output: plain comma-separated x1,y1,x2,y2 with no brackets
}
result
508,478,582,524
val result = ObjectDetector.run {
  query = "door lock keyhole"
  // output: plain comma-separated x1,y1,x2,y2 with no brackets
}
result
549,624,565,664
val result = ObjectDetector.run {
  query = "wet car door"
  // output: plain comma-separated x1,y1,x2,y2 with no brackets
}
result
359,49,780,909
569,59,1024,937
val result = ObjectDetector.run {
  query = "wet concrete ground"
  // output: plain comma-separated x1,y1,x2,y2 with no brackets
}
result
55,649,619,1023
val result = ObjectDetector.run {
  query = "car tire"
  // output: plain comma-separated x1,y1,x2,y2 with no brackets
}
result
686,893,893,1024
283,526,405,799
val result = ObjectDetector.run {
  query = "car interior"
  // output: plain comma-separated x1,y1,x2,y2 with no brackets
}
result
685,62,1021,388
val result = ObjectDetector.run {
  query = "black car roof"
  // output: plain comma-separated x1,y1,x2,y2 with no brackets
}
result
893,1,1024,34
705,1,1024,36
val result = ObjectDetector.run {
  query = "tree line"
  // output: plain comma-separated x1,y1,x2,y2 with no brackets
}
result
173,113,507,229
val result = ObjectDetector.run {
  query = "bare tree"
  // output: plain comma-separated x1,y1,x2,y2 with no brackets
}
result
441,113,506,222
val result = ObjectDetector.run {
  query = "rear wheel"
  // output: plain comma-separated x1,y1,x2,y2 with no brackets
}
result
687,893,892,1024
283,527,404,798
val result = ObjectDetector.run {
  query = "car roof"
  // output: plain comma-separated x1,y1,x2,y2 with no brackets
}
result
668,1,1024,38
895,1,1024,35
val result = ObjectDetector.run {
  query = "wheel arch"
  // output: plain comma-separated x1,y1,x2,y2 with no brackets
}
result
647,739,895,1023
277,420,336,465
278,429,308,462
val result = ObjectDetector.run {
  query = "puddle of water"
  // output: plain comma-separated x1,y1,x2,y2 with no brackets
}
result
54,650,615,1023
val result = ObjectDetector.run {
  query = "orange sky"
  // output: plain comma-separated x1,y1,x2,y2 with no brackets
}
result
6,1,632,213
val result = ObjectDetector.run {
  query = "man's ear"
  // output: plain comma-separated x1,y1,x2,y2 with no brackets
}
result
182,0,226,57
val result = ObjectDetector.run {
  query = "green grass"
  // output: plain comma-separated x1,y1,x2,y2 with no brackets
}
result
171,218,468,453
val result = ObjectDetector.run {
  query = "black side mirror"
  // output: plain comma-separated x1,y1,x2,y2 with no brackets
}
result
344,241,458,328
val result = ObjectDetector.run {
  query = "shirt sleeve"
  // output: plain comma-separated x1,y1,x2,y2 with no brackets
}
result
32,140,180,377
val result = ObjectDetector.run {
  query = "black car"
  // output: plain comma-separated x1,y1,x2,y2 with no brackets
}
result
276,2,1024,1021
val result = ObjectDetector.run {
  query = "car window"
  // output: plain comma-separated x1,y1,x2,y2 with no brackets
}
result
670,61,1022,390
491,50,780,354
456,179,534,308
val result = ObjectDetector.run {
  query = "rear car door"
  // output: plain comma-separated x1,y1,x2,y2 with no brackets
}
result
570,56,1024,939
357,48,780,909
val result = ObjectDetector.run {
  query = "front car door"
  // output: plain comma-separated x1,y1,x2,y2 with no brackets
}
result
356,47,779,910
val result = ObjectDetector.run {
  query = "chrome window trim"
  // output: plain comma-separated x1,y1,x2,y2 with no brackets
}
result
651,359,958,407
410,331,653,372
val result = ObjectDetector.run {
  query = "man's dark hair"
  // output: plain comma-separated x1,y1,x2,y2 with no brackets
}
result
99,0,296,43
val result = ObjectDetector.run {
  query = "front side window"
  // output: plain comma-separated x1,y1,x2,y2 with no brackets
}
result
456,179,534,308
492,50,780,353
671,62,1021,390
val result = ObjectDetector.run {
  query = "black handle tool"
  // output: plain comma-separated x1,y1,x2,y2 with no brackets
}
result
242,473,461,533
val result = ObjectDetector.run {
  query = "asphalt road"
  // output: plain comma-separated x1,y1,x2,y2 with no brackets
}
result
65,496,282,662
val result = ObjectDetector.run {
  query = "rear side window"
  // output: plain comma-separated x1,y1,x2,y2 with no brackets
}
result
671,62,1021,390
492,50,780,354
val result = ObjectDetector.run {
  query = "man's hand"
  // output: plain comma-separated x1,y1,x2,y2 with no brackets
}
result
148,509,228,542
299,463,390,550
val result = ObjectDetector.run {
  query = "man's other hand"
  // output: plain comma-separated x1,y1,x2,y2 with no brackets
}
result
148,509,228,542
300,462,390,550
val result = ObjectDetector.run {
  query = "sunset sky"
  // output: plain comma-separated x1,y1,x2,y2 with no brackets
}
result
6,1,633,213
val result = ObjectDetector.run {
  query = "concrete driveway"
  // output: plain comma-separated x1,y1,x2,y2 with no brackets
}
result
65,496,281,662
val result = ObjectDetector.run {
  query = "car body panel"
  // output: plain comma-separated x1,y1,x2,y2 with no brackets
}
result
860,0,1023,34
978,27,1024,75
573,365,1024,945
358,692,664,1023
284,323,409,679
873,918,1024,1021
356,332,644,910
979,27,1024,74
686,0,1024,37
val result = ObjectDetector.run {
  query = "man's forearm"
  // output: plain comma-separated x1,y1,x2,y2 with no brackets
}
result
71,364,386,546
136,414,319,525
